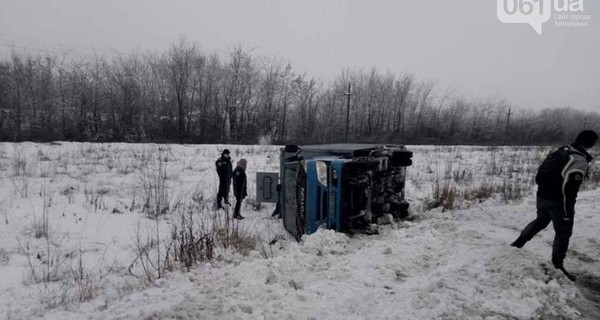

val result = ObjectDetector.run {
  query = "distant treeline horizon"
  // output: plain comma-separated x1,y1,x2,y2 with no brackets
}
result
0,39,598,146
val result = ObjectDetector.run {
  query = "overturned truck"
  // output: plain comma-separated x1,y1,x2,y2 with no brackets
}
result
257,144,413,238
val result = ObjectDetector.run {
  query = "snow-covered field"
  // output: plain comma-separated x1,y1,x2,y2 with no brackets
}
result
1,142,600,319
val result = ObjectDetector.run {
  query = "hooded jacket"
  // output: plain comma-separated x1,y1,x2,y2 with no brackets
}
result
537,143,593,220
233,165,247,199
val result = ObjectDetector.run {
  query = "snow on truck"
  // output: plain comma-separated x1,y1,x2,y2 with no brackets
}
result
256,144,413,239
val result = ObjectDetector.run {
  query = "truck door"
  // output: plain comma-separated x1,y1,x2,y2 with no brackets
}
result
329,161,343,232
306,160,330,234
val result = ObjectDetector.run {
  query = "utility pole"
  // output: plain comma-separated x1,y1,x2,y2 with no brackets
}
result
504,107,511,145
584,116,588,130
344,83,352,142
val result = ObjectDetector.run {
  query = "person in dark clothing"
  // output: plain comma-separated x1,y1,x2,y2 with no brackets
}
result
232,158,248,220
511,130,598,281
216,149,233,209
271,184,282,218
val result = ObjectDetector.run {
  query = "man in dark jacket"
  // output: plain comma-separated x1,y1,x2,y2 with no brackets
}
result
511,130,598,280
216,149,233,209
232,158,248,220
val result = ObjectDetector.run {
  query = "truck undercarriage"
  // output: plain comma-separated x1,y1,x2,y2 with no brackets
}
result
341,149,411,234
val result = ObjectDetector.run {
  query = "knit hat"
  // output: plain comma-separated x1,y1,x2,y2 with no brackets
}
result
575,130,598,149
222,149,230,155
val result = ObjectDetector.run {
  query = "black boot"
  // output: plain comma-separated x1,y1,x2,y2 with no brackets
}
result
234,214,245,220
510,236,526,249
552,259,576,281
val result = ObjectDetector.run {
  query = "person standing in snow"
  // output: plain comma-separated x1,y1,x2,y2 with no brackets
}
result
511,130,598,281
232,158,248,220
271,184,282,218
216,149,233,209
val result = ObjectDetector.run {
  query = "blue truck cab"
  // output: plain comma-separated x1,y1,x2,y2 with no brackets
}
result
276,144,413,239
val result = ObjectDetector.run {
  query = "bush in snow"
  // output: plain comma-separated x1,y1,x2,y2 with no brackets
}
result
428,179,459,211
170,200,214,270
0,248,9,265
212,208,258,256
138,146,172,218
11,144,28,177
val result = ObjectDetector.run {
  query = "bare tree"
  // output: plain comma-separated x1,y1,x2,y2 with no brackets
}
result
167,38,198,137
0,42,597,145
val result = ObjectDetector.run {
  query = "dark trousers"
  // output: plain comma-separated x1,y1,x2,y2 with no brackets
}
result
217,181,230,205
271,201,280,218
234,197,243,216
519,196,574,263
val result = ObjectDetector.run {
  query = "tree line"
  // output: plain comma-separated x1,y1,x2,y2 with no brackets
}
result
0,39,597,145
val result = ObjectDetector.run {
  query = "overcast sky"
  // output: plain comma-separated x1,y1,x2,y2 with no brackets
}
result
0,0,598,112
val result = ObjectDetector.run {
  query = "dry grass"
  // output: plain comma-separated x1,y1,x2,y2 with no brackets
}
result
83,185,108,212
11,145,28,177
214,223,258,256
130,222,174,281
0,248,9,266
32,189,51,239
428,180,459,211
130,196,259,281
170,201,214,270
423,147,542,212
464,182,500,203
11,176,29,199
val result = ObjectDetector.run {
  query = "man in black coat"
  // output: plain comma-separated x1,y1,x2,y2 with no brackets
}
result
511,130,598,280
215,149,233,209
232,158,248,220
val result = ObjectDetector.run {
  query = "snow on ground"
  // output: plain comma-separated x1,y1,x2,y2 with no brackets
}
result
1,143,599,319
